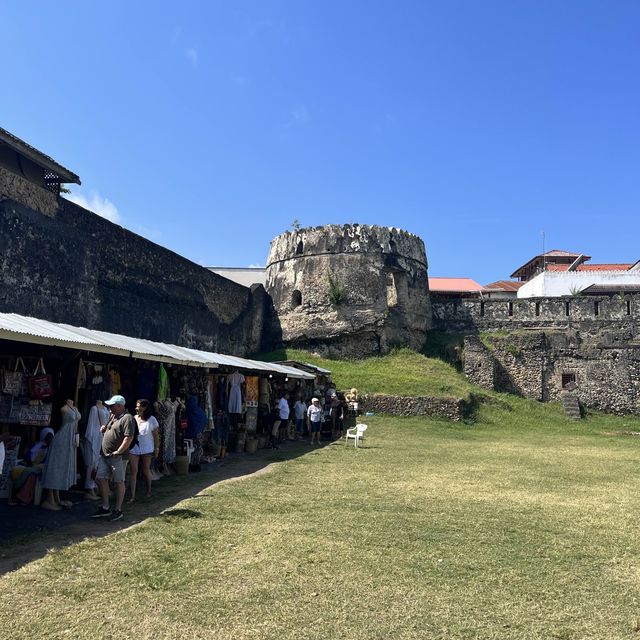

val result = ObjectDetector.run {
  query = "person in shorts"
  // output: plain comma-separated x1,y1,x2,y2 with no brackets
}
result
307,397,323,445
91,395,135,522
128,399,159,502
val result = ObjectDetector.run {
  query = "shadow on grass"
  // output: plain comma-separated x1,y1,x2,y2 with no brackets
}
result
0,441,316,576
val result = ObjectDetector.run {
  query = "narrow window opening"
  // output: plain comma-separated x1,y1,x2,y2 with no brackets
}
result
562,373,576,389
565,301,570,316
386,272,398,307
291,290,302,309
594,301,599,316
535,302,540,317
295,241,304,255
627,300,631,315
480,302,485,317
508,302,513,317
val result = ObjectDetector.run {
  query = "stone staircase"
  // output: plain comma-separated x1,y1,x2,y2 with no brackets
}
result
562,391,582,419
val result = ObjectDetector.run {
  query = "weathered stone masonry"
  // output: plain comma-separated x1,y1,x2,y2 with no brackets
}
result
266,224,431,357
0,165,59,218
0,195,267,356
360,393,467,421
433,296,640,415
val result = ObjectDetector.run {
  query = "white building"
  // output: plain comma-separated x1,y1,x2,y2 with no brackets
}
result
517,261,640,298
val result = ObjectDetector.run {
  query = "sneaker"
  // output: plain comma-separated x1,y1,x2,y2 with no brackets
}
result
107,509,123,522
91,506,112,518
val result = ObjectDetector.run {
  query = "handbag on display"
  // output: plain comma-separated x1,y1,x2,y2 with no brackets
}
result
29,358,54,400
2,357,28,396
19,401,53,426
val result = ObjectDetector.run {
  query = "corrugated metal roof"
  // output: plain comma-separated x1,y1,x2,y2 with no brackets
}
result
0,127,80,185
0,312,314,379
510,249,591,279
542,249,585,258
581,284,640,294
429,277,483,292
483,280,524,292
275,360,332,375
547,263,634,272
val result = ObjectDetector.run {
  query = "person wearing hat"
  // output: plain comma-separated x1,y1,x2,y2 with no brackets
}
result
307,397,323,445
91,395,136,522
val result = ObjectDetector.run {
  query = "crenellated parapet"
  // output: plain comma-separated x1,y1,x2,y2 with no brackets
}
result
265,224,431,357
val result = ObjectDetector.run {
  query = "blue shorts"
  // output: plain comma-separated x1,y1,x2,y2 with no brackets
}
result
310,421,321,433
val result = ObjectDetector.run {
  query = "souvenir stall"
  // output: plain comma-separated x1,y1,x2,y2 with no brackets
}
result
0,311,316,509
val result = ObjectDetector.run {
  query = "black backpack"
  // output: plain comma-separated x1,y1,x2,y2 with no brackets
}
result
128,414,139,451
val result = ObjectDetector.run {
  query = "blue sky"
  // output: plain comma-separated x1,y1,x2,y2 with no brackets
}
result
2,1,638,284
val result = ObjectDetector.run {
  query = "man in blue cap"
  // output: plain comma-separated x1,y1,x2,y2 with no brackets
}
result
91,395,136,522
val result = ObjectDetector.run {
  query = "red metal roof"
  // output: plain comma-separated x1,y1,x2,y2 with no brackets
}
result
483,280,524,292
547,263,633,272
510,250,591,279
428,277,483,292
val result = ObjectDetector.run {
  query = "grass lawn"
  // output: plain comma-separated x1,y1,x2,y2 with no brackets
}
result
259,347,475,398
2,393,640,639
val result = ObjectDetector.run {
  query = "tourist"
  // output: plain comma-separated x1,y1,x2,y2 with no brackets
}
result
271,392,290,448
293,396,307,439
128,399,159,502
330,393,344,439
92,395,135,522
9,428,53,505
307,397,323,445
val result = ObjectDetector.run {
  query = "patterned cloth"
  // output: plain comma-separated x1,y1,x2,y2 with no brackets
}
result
155,399,179,464
42,406,80,491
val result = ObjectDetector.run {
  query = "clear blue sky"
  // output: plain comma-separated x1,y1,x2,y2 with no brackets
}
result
2,1,638,284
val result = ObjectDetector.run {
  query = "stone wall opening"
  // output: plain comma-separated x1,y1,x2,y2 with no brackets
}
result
386,271,408,308
291,289,302,309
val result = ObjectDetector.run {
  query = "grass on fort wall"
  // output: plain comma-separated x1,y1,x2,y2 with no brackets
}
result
258,346,475,399
2,386,640,638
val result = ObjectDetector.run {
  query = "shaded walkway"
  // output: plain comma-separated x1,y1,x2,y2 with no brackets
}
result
0,440,321,576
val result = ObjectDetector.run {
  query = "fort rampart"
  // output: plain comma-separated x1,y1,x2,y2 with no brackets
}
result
0,195,266,355
431,297,640,415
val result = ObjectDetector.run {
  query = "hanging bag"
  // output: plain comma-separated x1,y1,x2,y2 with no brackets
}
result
29,358,54,400
20,400,53,426
3,357,28,396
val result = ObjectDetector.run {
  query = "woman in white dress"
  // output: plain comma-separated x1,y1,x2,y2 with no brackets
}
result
41,400,80,510
128,398,159,501
82,400,109,500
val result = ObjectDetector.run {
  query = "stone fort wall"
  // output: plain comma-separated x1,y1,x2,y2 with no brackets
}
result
265,224,432,357
0,165,59,218
432,295,640,332
0,194,266,356
431,296,640,415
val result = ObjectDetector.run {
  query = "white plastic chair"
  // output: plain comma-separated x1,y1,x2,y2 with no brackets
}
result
345,423,368,448
183,438,195,462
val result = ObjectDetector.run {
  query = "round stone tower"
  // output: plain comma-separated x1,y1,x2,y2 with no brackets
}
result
265,224,431,357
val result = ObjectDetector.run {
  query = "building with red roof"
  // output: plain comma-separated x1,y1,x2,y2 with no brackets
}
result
515,251,640,298
428,277,483,298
